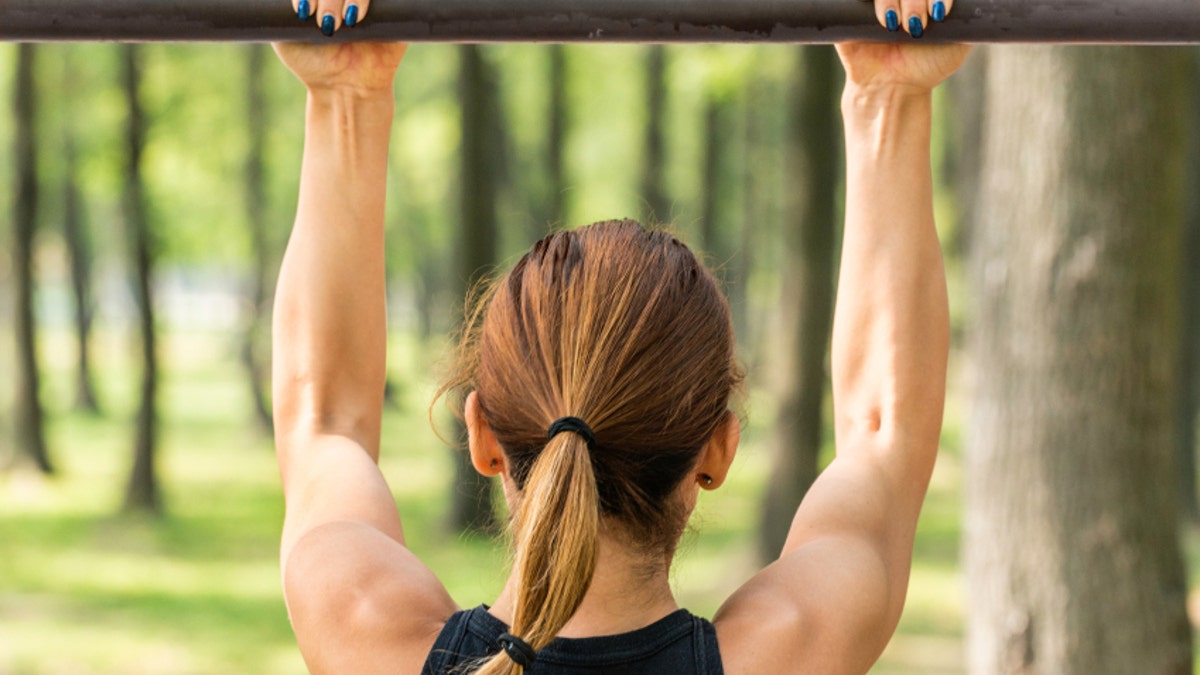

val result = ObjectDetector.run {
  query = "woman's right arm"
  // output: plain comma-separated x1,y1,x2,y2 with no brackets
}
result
714,21,970,675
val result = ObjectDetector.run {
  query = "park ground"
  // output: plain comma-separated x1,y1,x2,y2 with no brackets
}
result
1,325,1196,674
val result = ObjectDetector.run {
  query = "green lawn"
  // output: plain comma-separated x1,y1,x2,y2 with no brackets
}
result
1,326,966,673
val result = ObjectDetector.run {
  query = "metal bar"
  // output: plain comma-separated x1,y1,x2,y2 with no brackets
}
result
3,0,1200,44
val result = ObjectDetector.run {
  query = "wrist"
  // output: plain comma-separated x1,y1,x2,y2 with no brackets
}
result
307,85,395,109
841,82,931,138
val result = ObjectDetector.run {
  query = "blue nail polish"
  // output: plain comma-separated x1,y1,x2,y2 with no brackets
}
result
932,1,946,22
909,16,924,38
885,9,900,32
321,14,335,36
344,4,358,27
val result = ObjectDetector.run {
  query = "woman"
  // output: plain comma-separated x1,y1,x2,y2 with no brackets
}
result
272,1,969,671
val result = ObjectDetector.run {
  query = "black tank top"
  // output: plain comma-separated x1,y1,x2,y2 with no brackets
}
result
420,605,725,674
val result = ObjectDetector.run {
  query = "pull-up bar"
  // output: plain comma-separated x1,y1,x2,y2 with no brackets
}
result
3,0,1199,44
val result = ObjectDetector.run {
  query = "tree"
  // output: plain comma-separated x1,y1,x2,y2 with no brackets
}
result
121,44,162,514
546,45,568,228
241,44,274,434
757,46,839,562
641,45,669,224
1176,51,1200,523
965,46,1193,675
448,44,500,534
12,43,53,474
62,117,101,414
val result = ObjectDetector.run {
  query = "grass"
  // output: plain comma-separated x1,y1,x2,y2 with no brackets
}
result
0,325,965,673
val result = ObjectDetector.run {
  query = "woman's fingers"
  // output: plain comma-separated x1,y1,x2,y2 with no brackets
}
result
293,0,370,35
876,0,952,36
343,0,369,28
899,0,928,37
876,2,901,32
929,0,952,23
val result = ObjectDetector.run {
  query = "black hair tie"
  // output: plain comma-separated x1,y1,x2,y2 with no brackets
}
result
497,632,537,668
547,416,597,451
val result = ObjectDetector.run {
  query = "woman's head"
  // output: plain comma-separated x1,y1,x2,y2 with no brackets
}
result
443,219,741,673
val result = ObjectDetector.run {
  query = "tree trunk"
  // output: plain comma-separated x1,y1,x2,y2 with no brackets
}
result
1176,51,1200,524
546,44,567,229
944,48,989,259
757,46,838,562
641,45,669,224
121,44,162,515
965,46,1193,675
242,44,274,434
448,44,498,534
12,43,52,474
63,126,101,414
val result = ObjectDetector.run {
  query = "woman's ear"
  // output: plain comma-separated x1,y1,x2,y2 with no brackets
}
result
465,391,506,477
695,411,740,490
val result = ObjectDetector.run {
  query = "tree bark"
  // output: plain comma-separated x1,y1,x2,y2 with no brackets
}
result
1176,51,1200,524
12,43,52,474
448,44,499,534
641,45,669,224
966,46,1193,675
757,46,839,562
121,44,162,515
63,124,101,414
242,43,274,434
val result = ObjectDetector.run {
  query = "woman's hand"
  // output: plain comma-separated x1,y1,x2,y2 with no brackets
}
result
277,0,406,94
840,0,971,94
274,41,407,94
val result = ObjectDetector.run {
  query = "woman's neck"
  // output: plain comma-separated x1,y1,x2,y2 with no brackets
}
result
488,532,679,638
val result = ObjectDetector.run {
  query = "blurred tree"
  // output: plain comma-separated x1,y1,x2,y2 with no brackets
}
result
641,45,669,224
699,90,737,266
121,44,162,514
448,45,499,534
757,46,839,562
546,45,568,228
943,48,988,258
12,43,52,474
57,49,104,416
1176,51,1200,524
242,44,274,434
62,132,101,414
966,46,1193,674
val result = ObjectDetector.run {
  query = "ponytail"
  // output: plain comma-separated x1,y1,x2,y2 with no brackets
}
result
473,430,600,675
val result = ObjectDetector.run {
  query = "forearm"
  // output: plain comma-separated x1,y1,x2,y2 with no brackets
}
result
273,88,394,476
831,84,949,470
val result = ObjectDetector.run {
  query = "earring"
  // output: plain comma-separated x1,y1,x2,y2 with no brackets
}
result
699,473,714,488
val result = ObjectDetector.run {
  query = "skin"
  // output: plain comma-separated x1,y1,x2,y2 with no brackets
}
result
272,1,969,673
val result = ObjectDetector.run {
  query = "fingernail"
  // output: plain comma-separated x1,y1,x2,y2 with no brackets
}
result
932,1,946,22
296,0,310,20
885,9,900,32
909,16,924,38
344,4,358,27
321,14,335,36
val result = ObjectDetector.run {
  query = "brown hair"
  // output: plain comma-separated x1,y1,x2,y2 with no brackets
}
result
442,219,741,675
